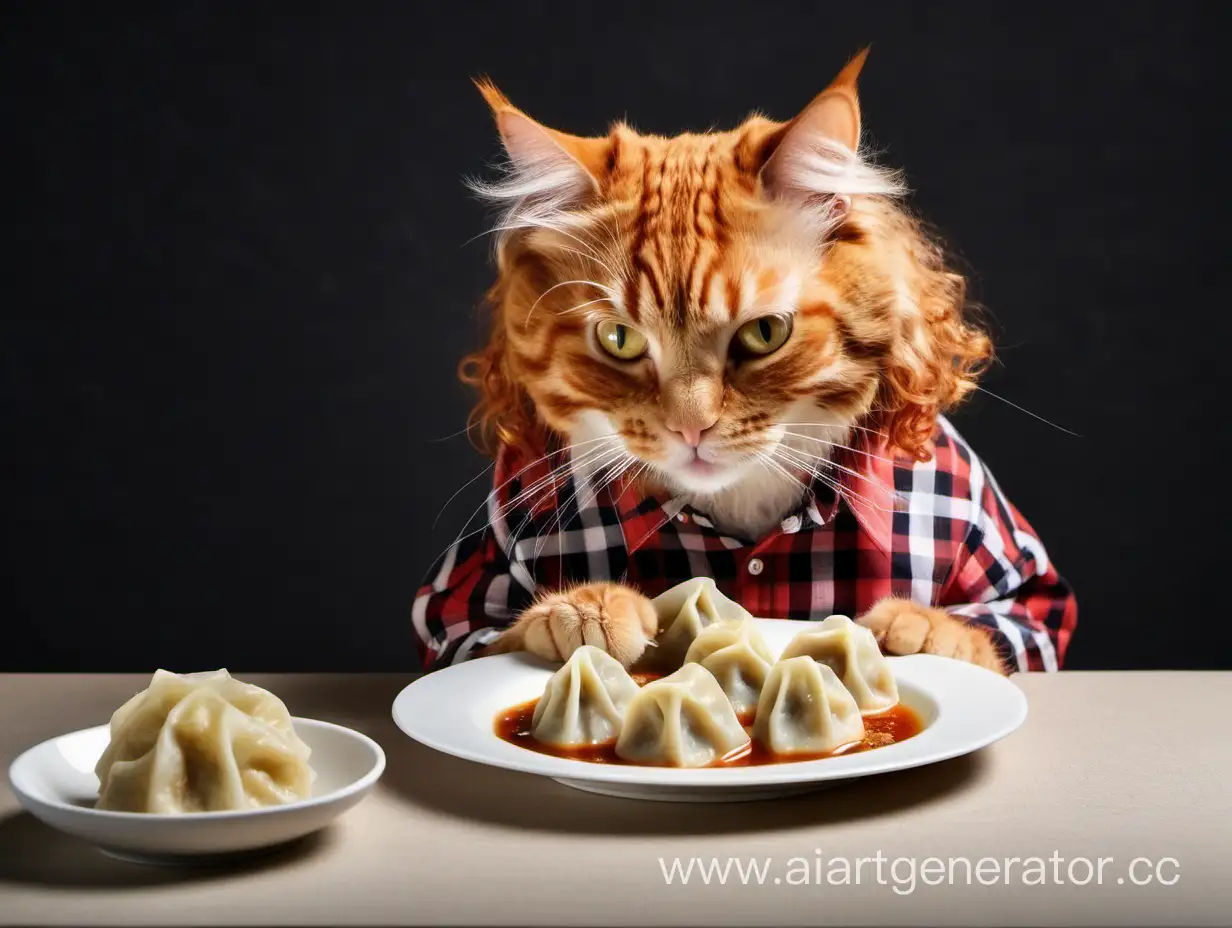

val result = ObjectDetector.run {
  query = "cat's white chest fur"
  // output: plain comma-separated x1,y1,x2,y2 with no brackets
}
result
679,478,809,539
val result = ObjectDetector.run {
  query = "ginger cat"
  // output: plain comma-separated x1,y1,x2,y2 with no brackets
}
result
413,51,1076,675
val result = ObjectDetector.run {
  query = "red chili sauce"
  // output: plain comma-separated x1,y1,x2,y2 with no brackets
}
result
495,672,923,767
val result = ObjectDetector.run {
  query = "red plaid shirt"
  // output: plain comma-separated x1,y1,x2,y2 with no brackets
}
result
413,417,1076,672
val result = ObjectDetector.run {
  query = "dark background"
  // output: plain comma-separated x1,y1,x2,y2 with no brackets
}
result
4,1,1229,672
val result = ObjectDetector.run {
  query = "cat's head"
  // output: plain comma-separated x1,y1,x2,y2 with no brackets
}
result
462,51,990,498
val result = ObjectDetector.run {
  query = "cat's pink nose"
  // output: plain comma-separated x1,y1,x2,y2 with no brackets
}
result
664,395,720,449
674,427,703,448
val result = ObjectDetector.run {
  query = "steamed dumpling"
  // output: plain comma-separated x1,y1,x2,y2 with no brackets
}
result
753,656,865,756
780,614,899,713
94,669,314,813
531,645,639,746
649,578,754,671
615,664,750,767
683,618,774,717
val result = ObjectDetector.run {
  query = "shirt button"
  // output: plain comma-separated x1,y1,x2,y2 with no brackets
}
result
747,558,764,576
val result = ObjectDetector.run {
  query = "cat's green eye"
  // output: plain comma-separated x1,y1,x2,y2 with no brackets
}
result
596,320,648,360
735,315,792,357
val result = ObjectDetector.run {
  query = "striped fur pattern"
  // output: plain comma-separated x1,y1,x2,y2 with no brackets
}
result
461,51,990,540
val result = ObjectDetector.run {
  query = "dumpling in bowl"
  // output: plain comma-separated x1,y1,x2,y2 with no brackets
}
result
531,645,639,747
649,577,753,672
780,614,899,713
94,669,314,813
683,618,774,717
753,656,865,756
615,664,750,767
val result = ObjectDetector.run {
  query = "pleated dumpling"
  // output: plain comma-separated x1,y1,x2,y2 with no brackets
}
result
649,578,754,671
753,656,865,756
94,669,314,813
780,614,899,713
531,645,639,746
615,664,751,767
683,618,774,717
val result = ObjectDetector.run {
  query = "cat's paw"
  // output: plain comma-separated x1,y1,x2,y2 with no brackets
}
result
857,597,1005,674
487,583,658,667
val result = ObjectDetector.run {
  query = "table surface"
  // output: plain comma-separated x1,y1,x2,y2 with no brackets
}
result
1,671,1228,927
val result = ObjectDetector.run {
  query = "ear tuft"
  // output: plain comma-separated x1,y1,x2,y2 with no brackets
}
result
468,79,612,239
756,48,903,231
831,46,871,91
472,76,512,114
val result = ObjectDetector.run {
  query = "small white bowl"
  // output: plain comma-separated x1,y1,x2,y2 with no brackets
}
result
7,717,385,862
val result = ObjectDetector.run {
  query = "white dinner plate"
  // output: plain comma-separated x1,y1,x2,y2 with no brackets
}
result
393,619,1027,802
8,717,385,861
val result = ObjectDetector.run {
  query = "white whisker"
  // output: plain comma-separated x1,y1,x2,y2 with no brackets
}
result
525,279,619,324
426,421,480,443
438,436,621,559
501,441,623,543
525,447,630,563
558,297,615,317
474,435,617,524
541,243,622,283
431,459,495,529
974,386,1082,437
627,507,676,554
777,440,904,497
777,420,886,439
755,450,810,492
474,221,606,267
779,428,899,467
501,442,625,555
777,447,901,515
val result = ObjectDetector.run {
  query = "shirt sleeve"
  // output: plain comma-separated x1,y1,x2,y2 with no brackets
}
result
938,458,1078,672
411,524,535,671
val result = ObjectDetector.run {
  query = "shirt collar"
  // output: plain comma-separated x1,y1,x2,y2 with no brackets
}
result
830,449,898,554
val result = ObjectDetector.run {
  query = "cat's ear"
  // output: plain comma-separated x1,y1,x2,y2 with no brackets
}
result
755,48,872,213
474,79,611,202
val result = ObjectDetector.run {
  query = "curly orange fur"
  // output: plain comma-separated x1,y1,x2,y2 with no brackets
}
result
458,280,546,459
872,226,993,461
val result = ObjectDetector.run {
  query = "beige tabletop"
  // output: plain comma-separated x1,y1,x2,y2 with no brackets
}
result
0,672,1228,927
